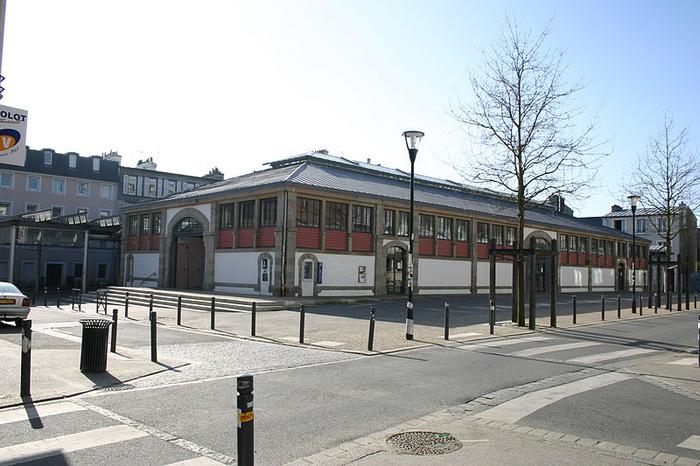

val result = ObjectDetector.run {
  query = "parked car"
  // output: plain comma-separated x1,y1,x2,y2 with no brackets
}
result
0,282,31,326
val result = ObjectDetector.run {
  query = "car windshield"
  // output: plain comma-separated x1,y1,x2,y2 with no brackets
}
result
0,282,21,294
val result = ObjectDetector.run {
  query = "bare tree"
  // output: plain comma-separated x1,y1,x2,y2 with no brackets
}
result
625,114,700,308
451,18,605,326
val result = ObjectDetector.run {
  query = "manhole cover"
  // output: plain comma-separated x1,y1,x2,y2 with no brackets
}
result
94,383,135,392
386,431,462,455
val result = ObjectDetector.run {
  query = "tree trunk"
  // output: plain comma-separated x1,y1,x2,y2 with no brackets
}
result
517,198,526,326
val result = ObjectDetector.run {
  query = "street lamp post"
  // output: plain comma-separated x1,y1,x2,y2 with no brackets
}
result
402,130,424,341
628,194,640,314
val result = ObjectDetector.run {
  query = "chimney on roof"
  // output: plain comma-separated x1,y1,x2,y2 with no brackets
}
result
611,204,622,212
102,150,122,165
546,193,574,216
366,158,371,164
204,167,224,181
136,157,157,170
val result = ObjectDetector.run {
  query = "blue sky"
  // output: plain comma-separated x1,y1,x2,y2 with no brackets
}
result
2,0,698,216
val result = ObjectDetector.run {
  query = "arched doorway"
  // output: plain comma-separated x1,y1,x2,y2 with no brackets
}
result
172,216,204,289
386,246,407,294
617,262,626,291
533,237,551,292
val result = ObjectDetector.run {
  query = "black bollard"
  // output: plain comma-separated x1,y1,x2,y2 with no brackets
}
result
694,293,697,310
71,289,75,310
444,302,450,341
43,287,47,307
149,293,154,316
617,294,621,319
299,305,305,344
368,305,376,351
210,296,216,330
104,290,108,314
78,291,82,312
697,315,700,368
150,311,157,363
56,287,61,308
177,296,182,326
572,295,577,324
654,293,658,314
20,319,32,397
237,374,254,466
601,295,605,321
111,309,118,353
489,299,496,335
251,302,256,337
124,292,129,318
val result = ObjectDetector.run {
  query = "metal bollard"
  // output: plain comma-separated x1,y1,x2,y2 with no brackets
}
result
56,287,61,308
601,295,605,321
150,311,157,363
21,319,32,397
124,292,129,318
78,291,82,312
177,295,182,326
368,305,376,351
694,293,697,309
639,292,643,317
43,287,47,307
617,294,621,319
444,302,450,341
489,299,496,335
210,296,216,330
237,374,254,466
149,293,154,315
104,290,108,314
95,290,100,313
686,285,690,310
111,309,118,353
251,302,256,337
654,293,658,314
572,295,577,324
71,289,75,310
299,305,305,344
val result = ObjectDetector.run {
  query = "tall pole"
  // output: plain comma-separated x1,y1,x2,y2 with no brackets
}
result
406,148,416,340
632,205,637,314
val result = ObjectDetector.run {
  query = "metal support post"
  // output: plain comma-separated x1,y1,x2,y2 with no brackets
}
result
56,287,60,308
111,309,118,353
299,305,305,344
489,299,495,335
528,246,536,330
78,291,82,312
43,287,47,307
443,302,450,341
617,294,621,319
210,296,216,330
71,290,75,309
177,296,182,326
237,374,254,466
572,295,577,324
601,295,605,321
150,311,157,363
124,291,129,318
251,302,256,336
368,305,376,351
149,293,154,315
550,240,558,328
95,290,99,313
20,320,32,397
654,293,658,314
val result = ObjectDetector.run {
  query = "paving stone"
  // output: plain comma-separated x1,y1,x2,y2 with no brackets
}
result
633,449,660,460
597,441,619,451
514,426,534,434
560,434,580,443
613,445,637,455
498,423,519,431
576,437,600,447
674,457,700,466
543,431,565,441
528,428,549,437
653,452,680,464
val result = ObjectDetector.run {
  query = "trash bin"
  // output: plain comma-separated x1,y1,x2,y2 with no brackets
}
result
79,319,112,373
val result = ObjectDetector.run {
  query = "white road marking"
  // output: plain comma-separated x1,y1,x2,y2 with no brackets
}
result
33,322,82,330
678,435,700,452
509,341,603,358
440,332,482,339
0,401,86,426
0,425,148,464
34,328,83,343
280,336,298,342
457,336,554,350
165,456,227,465
566,348,656,365
313,340,345,347
668,357,698,366
478,372,632,424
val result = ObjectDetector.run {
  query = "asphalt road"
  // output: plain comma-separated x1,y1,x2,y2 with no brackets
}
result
0,309,697,465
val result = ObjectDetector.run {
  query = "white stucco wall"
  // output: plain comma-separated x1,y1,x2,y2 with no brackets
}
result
166,204,212,231
296,253,375,288
215,251,271,285
476,262,513,293
127,253,159,287
591,267,615,290
417,258,470,287
560,266,588,292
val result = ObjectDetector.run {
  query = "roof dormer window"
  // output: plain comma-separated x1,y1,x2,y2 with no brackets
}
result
44,150,53,165
93,157,101,171
69,154,77,168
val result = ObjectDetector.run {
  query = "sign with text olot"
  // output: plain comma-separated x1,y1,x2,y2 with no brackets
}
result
0,104,28,166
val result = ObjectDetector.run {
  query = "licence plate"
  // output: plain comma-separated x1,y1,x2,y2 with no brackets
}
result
0,298,16,304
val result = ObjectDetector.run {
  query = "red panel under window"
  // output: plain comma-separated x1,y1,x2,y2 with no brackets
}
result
352,232,373,252
455,241,470,258
257,227,276,248
560,253,568,265
607,256,614,268
127,236,137,251
218,229,233,248
578,253,587,265
139,237,149,251
238,228,255,248
325,230,347,251
568,252,578,265
419,238,434,256
476,243,489,259
437,240,452,257
150,235,160,251
297,227,321,249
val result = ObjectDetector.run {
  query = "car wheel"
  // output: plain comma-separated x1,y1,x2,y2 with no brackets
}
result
14,318,23,327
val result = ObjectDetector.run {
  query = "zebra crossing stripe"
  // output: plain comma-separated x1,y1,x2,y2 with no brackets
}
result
0,424,148,464
0,401,85,426
509,341,603,358
565,348,656,365
668,357,698,366
478,372,631,424
165,456,227,465
457,336,553,350
677,435,700,452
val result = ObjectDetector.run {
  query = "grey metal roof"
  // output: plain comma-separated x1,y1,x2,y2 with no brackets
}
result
603,207,683,218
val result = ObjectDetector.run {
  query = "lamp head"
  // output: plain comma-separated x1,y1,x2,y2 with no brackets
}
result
627,194,640,210
402,130,424,150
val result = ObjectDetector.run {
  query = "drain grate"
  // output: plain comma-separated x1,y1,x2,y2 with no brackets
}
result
94,383,135,392
386,431,462,455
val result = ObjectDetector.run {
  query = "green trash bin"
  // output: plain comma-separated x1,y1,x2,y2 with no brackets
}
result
79,319,112,373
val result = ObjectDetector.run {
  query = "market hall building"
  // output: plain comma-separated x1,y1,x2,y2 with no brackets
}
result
120,151,648,297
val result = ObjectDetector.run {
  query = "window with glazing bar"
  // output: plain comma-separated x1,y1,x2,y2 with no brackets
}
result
437,217,452,240
239,201,255,228
297,198,321,227
326,202,348,230
352,205,373,232
259,198,277,227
